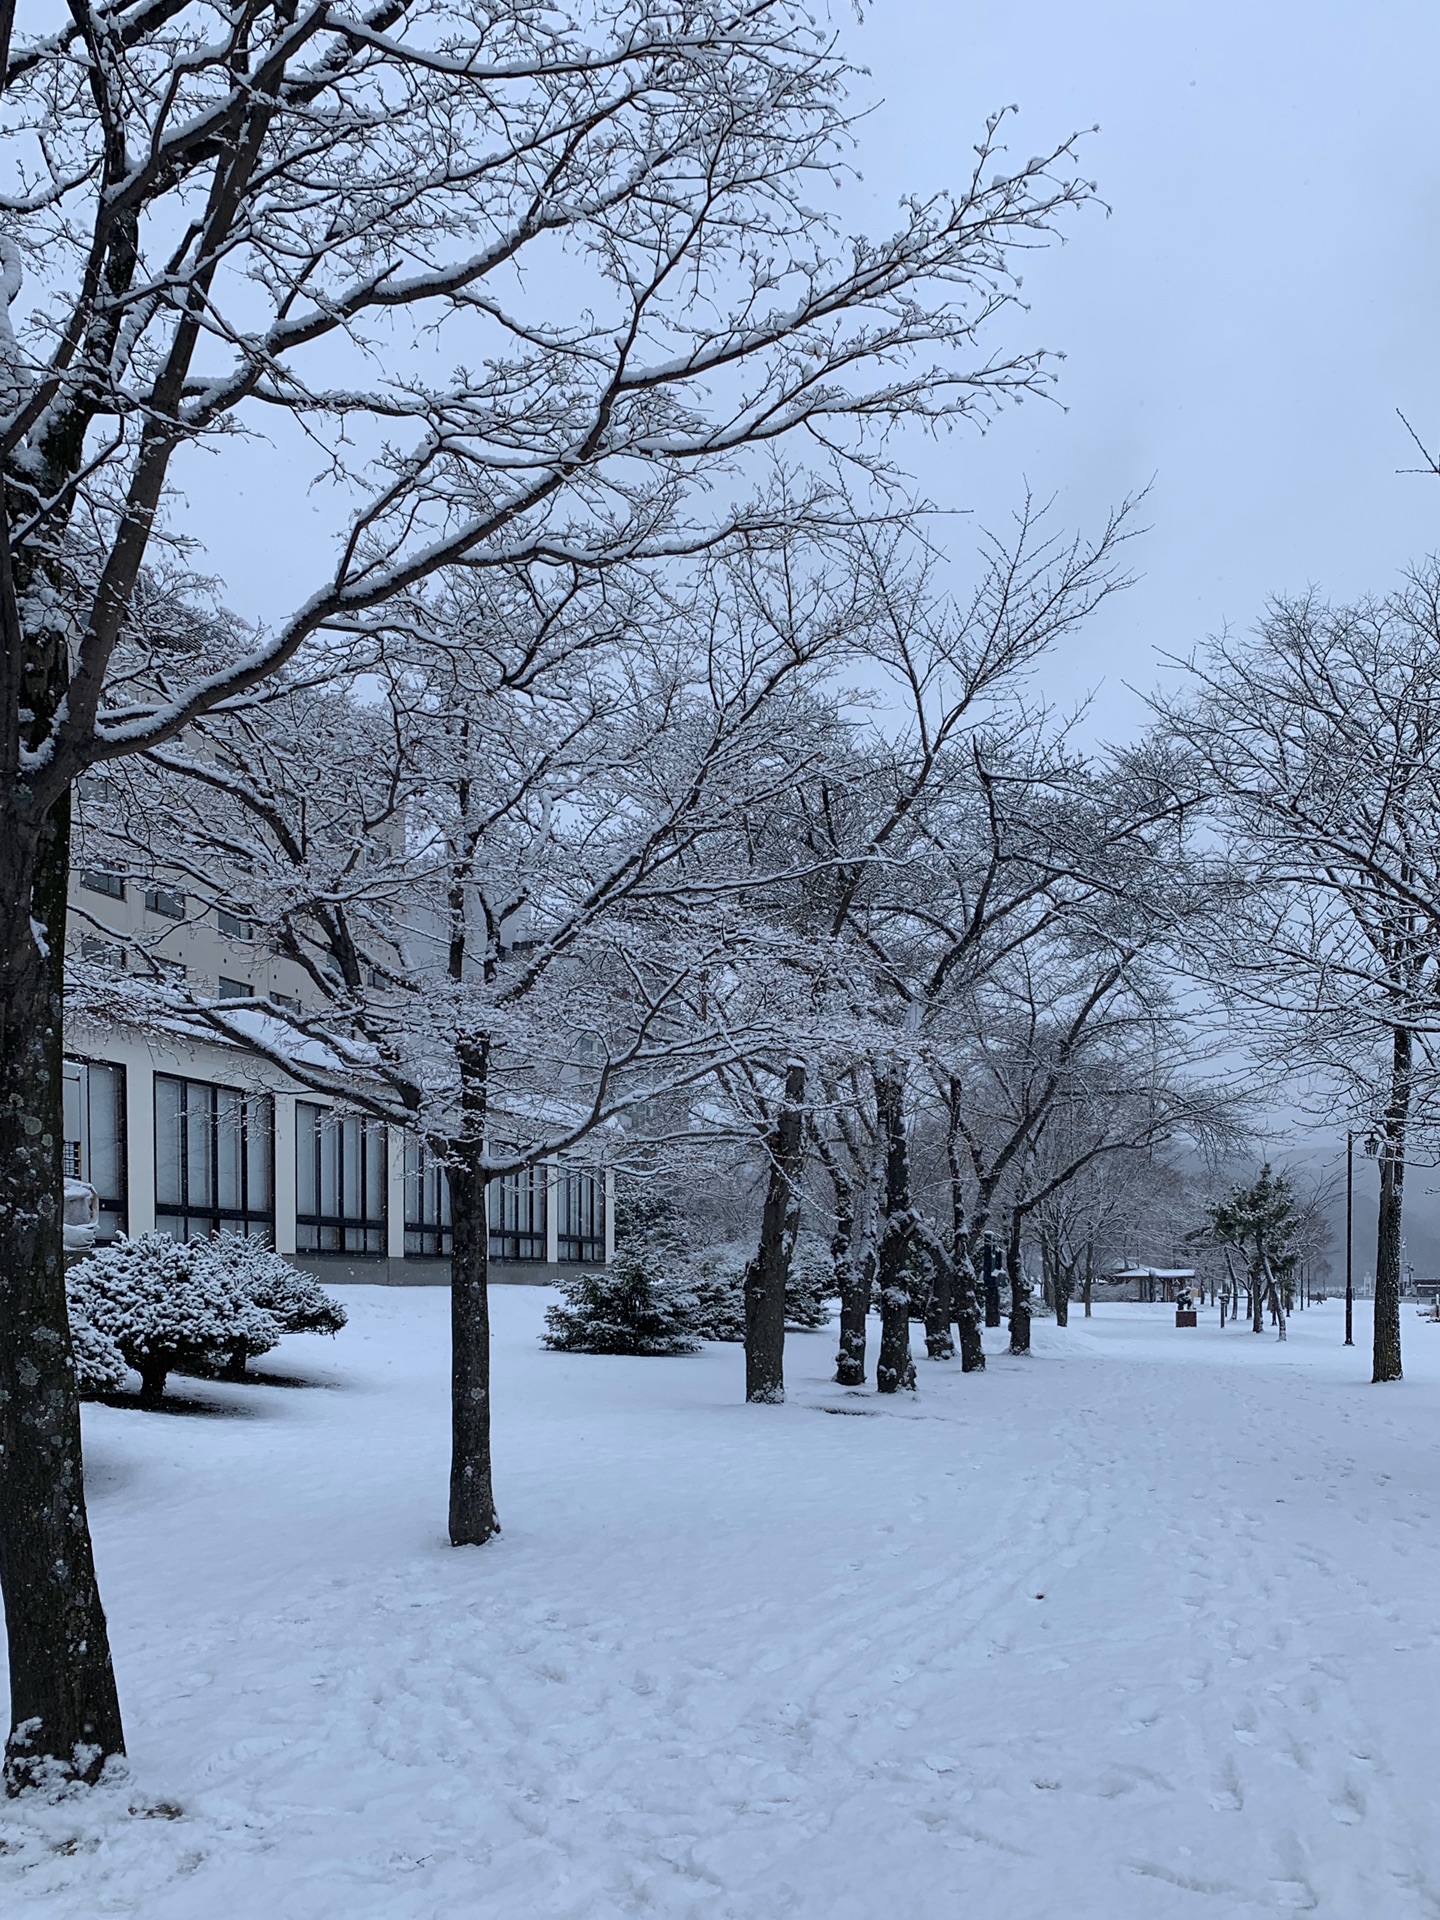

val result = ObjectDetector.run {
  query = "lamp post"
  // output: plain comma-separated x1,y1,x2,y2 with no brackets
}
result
1345,1131,1355,1348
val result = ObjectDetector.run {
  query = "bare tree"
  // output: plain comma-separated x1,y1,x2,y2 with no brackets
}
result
1162,572,1440,1383
0,0,1100,1786
90,538,851,1542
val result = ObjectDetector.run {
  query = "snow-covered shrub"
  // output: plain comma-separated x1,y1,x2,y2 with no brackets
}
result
69,1313,129,1398
685,1250,747,1342
542,1253,701,1356
197,1233,347,1373
544,1180,703,1354
676,1235,835,1343
67,1233,282,1407
786,1234,836,1330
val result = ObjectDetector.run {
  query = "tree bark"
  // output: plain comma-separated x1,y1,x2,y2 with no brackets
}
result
137,1357,169,1409
1054,1251,1072,1328
834,1241,874,1387
1082,1246,1093,1319
923,1245,955,1360
825,1142,872,1387
875,1068,918,1394
0,797,126,1792
1007,1211,1031,1355
1373,1024,1410,1385
982,1236,1002,1328
943,1078,983,1369
745,1062,806,1404
448,1038,499,1544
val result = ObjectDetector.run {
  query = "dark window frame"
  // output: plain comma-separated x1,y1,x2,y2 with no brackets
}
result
557,1167,605,1264
63,1055,128,1238
78,935,125,969
144,884,185,919
296,1102,387,1256
404,1139,451,1257
79,869,125,900
403,1147,555,1263
489,1165,547,1263
154,1072,275,1243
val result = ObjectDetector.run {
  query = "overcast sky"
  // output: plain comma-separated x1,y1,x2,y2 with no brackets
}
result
203,0,1440,738
839,0,1440,737
193,1,1440,1265
851,1,1440,1270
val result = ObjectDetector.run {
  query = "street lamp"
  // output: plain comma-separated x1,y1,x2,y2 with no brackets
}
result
1345,1131,1354,1347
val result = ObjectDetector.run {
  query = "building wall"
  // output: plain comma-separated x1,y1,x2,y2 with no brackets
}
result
63,1016,612,1285
65,853,613,1282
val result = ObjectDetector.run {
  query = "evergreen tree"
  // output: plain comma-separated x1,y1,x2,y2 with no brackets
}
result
542,1259,701,1357
1203,1165,1300,1337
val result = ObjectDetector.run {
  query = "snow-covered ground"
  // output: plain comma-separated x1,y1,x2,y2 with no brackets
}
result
4,1291,1440,1919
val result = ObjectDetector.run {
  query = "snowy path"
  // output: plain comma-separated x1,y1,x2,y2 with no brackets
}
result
4,1293,1440,1918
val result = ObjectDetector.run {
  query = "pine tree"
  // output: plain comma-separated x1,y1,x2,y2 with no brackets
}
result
542,1259,701,1357
1203,1166,1300,1338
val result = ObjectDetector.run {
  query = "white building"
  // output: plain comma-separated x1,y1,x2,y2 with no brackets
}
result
64,861,613,1282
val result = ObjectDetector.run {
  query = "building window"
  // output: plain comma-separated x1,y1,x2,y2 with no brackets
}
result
216,909,252,939
155,1075,273,1242
78,935,125,969
144,884,185,918
404,1139,451,1256
296,1104,386,1255
403,1148,553,1262
63,1059,126,1239
557,1168,605,1263
489,1166,547,1262
272,991,300,1014
218,976,254,999
79,869,125,899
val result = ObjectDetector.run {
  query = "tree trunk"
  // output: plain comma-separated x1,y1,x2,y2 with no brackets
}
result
137,1356,169,1408
817,1126,869,1387
1007,1212,1031,1355
1055,1254,1072,1328
982,1236,1002,1328
0,798,126,1792
835,1236,874,1387
875,1068,917,1394
745,1062,806,1404
448,1038,499,1544
945,1081,984,1371
923,1241,955,1361
1374,1024,1410,1385
835,1248,867,1386
1082,1246,1093,1319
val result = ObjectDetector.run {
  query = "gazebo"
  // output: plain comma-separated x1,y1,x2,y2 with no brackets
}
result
1104,1266,1196,1304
